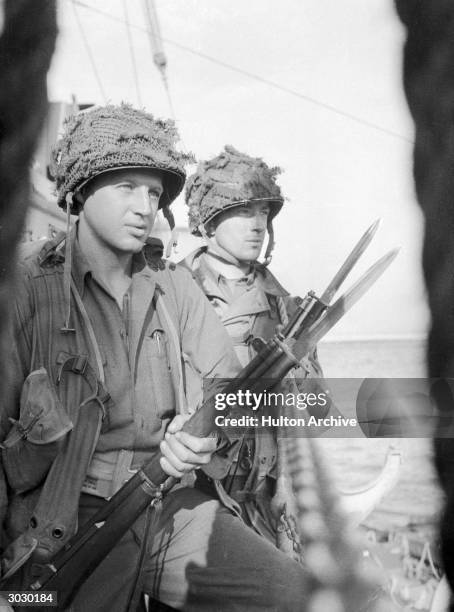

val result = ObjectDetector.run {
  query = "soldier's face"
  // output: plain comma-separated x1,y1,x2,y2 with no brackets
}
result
210,202,270,262
79,169,163,254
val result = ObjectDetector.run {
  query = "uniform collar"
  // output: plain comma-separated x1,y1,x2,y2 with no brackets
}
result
184,247,289,299
251,262,290,298
71,224,151,298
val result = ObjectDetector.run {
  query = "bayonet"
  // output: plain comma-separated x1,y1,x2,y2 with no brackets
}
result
283,219,381,340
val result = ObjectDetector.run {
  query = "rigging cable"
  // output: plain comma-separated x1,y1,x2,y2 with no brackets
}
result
162,74,177,122
71,0,107,103
69,0,411,144
122,0,142,107
142,0,176,121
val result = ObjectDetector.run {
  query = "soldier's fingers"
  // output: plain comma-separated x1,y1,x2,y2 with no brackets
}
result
166,413,191,434
164,433,213,465
159,456,184,479
174,431,218,454
160,438,194,474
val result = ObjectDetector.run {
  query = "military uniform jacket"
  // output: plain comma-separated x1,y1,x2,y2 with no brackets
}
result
0,233,239,575
184,247,322,374
183,248,325,546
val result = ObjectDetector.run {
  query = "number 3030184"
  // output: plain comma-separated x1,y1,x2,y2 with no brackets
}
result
0,591,57,607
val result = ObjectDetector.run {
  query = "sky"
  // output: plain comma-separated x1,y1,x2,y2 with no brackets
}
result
45,0,428,340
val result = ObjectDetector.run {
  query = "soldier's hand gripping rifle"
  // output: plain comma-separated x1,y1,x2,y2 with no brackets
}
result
27,221,397,611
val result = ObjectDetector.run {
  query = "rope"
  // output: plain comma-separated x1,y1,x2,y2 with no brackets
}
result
71,0,107,103
287,435,384,610
122,0,142,107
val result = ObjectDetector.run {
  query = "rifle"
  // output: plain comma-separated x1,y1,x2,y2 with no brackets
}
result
25,221,397,610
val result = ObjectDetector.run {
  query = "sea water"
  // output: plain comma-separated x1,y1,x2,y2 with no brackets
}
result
317,338,443,534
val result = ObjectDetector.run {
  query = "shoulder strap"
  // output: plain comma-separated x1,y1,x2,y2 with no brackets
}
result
70,280,105,383
154,285,188,414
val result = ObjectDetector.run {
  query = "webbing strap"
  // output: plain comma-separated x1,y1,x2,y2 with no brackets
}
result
154,292,187,414
61,198,74,333
28,399,104,564
126,499,163,612
70,279,105,384
56,356,110,422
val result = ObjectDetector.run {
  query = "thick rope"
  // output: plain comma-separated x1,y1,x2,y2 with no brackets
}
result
287,435,388,611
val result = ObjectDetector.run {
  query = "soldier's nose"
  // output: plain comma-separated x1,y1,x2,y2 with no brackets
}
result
252,215,267,231
134,187,153,216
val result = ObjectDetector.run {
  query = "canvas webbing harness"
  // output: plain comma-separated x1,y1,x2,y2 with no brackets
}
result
0,241,112,582
1,237,184,598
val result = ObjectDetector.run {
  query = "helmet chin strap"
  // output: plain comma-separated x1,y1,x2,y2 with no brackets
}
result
198,224,242,267
61,192,75,333
197,221,275,268
263,219,275,266
162,205,178,258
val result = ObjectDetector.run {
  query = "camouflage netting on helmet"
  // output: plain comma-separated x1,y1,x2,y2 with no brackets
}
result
50,103,194,214
186,145,284,234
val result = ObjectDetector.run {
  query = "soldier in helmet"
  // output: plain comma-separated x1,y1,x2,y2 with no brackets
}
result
0,107,307,611
184,145,328,553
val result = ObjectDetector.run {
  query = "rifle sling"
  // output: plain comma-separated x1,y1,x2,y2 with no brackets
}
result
126,499,163,612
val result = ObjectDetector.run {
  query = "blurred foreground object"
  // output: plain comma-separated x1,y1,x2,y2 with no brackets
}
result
396,1,454,609
287,436,392,612
339,446,402,526
0,0,57,388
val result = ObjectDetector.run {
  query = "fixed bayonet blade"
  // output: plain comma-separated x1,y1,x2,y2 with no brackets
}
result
320,219,381,304
282,220,382,340
293,248,398,360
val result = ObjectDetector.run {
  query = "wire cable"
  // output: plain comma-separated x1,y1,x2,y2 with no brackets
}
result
71,0,107,103
163,78,176,121
141,0,176,121
69,0,412,143
122,0,142,107
164,38,412,144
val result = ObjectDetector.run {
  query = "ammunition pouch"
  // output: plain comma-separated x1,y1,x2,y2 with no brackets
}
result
1,368,73,495
1,355,112,583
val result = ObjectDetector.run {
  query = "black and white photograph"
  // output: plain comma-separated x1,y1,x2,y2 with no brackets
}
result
0,1,452,610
